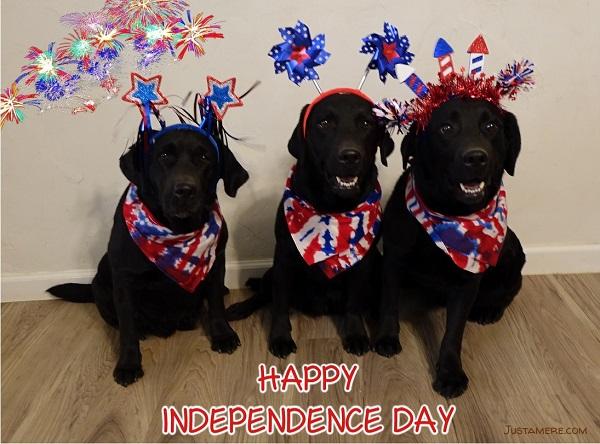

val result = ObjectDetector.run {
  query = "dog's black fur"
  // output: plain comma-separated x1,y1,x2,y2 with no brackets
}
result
48,128,248,386
375,98,525,398
226,93,394,358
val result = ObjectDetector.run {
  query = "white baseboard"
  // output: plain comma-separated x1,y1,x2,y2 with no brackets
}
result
1,259,273,303
2,245,599,303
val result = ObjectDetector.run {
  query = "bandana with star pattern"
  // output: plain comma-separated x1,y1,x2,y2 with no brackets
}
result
283,167,382,278
122,184,223,292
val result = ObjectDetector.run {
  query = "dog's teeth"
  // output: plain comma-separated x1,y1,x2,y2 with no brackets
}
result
460,181,485,195
335,176,358,188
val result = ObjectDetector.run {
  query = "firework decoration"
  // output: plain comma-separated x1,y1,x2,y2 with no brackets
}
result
2,1,224,128
268,20,331,93
174,11,224,60
0,83,41,127
376,35,535,133
467,34,488,78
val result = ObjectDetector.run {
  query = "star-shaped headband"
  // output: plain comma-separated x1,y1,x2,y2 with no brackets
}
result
204,76,243,121
371,33,535,133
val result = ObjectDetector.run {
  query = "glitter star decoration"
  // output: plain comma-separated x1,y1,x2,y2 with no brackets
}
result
360,22,414,83
173,11,224,60
268,20,331,85
121,72,168,119
1,83,41,127
204,76,243,120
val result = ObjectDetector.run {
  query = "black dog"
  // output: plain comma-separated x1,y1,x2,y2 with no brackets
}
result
227,91,394,358
376,98,525,398
48,127,248,386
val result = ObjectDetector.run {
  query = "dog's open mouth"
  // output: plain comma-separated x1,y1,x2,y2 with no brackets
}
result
335,176,359,190
459,180,485,198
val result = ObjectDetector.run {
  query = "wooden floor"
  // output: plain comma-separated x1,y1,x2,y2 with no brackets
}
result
2,274,599,442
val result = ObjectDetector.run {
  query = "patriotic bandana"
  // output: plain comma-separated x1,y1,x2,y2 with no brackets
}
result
283,167,382,278
405,174,508,273
122,184,223,292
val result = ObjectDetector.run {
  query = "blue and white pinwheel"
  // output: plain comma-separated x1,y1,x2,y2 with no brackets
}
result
360,22,414,83
268,21,331,85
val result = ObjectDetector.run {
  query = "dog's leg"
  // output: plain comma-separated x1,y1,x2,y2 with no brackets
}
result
433,280,480,398
342,264,370,356
112,282,143,387
374,254,403,357
268,261,297,358
206,255,240,354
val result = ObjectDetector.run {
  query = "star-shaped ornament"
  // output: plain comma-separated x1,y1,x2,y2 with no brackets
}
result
121,72,168,118
204,76,242,120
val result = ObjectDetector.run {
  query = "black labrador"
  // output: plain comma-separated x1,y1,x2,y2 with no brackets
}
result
48,128,248,386
227,91,394,358
376,98,525,398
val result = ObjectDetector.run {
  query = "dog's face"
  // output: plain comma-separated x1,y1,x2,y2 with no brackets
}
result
402,98,521,212
120,128,248,231
289,93,394,200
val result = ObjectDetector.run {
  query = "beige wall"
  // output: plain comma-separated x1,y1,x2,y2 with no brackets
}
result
2,0,600,291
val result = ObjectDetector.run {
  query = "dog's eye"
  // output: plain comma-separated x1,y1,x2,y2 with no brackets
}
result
439,124,453,135
359,119,373,129
317,119,329,129
483,121,499,133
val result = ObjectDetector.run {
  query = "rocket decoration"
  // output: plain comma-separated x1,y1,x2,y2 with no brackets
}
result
268,20,331,93
1,0,225,128
433,38,455,80
467,34,489,78
374,34,535,134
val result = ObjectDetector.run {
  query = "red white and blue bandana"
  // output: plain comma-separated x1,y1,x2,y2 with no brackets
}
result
405,174,507,273
122,184,223,292
283,167,382,278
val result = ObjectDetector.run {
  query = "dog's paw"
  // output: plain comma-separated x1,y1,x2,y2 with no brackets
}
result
468,306,505,325
343,334,370,356
211,331,241,354
269,336,297,358
113,365,144,387
374,335,402,357
433,366,469,399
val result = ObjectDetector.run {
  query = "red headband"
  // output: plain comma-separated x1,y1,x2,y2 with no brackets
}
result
302,88,374,137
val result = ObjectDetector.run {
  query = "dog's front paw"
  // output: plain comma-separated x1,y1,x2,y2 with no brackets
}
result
433,365,469,398
210,321,241,354
269,336,297,358
468,306,506,325
113,365,144,387
343,334,370,356
374,335,402,357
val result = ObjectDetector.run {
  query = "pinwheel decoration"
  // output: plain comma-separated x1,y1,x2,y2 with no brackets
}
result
204,76,243,121
0,83,41,127
268,20,331,89
360,22,414,83
122,72,168,128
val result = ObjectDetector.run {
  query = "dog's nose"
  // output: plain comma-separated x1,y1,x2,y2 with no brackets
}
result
462,148,488,168
339,148,362,165
173,183,196,199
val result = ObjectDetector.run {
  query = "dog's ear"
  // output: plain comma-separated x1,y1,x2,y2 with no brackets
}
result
503,111,521,176
378,129,395,167
119,142,141,185
400,123,418,170
220,144,249,197
287,104,309,159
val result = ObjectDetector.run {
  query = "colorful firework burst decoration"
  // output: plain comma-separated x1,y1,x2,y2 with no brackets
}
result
174,11,224,60
0,83,41,127
2,1,225,128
